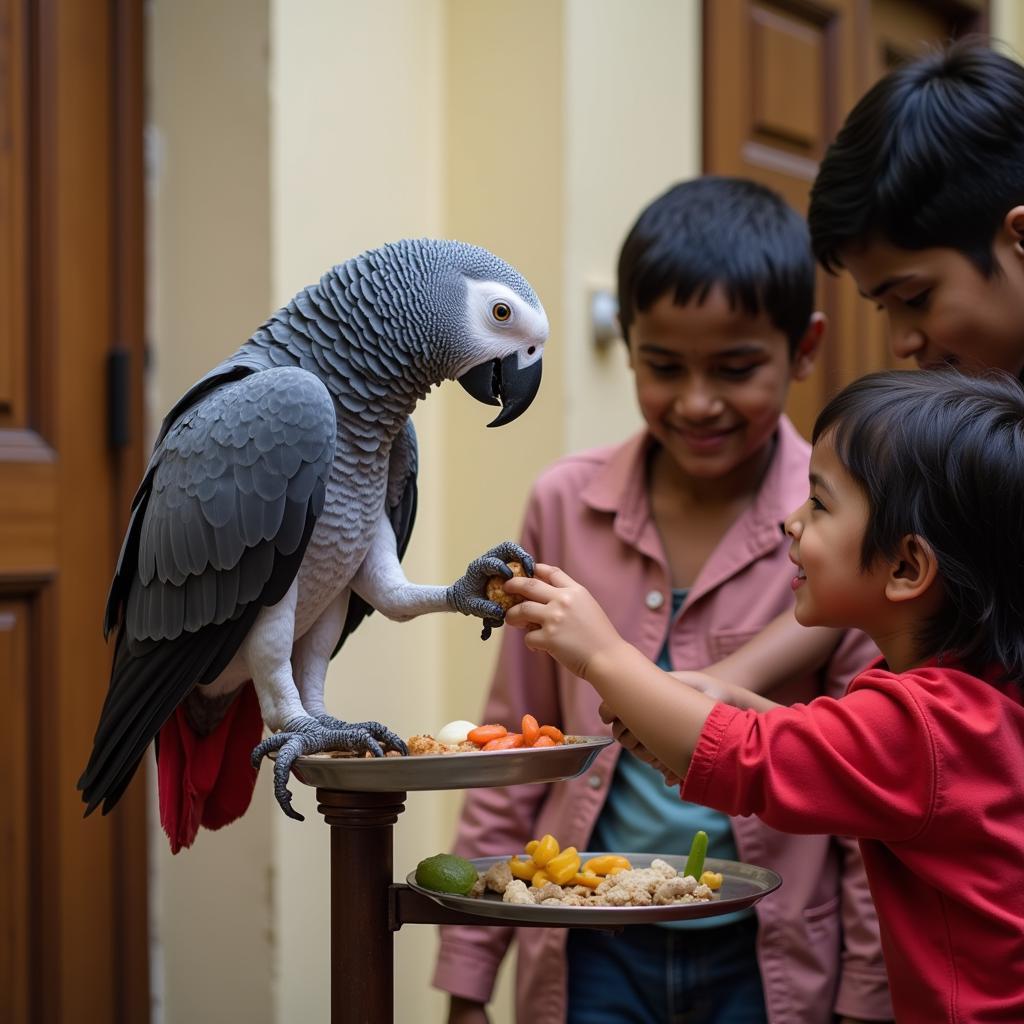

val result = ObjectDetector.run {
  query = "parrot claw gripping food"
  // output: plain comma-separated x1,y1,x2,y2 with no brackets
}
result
77,239,548,848
446,541,535,639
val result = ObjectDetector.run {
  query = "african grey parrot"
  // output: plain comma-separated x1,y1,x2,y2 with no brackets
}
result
78,238,547,850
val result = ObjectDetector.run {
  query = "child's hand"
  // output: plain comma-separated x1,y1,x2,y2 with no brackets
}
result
671,669,783,713
503,564,629,681
598,702,682,786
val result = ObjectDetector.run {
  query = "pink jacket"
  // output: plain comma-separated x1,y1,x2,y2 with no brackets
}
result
433,419,893,1022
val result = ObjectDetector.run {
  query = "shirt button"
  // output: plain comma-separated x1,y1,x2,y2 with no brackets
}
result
645,590,664,610
588,774,603,789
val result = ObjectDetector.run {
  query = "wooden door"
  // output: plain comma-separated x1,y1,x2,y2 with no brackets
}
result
705,0,987,438
0,2,148,1022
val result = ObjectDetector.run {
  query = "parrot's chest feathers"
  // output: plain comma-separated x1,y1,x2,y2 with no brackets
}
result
293,445,390,630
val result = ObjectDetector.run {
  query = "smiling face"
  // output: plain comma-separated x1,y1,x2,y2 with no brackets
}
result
628,287,820,491
839,213,1024,376
783,433,886,631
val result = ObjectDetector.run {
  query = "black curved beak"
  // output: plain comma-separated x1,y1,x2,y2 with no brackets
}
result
457,351,543,427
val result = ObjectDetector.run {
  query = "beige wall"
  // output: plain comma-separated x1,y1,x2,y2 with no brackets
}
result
148,2,274,1023
993,0,1024,59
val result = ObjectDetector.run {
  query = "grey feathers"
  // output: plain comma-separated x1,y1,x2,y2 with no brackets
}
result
129,368,334,642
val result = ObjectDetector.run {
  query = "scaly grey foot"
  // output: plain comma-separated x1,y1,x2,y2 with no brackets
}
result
314,714,407,755
250,716,403,820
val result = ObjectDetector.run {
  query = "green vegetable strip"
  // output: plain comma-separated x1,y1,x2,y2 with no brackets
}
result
684,829,708,879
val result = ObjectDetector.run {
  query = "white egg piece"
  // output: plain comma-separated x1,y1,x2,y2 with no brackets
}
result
436,720,478,746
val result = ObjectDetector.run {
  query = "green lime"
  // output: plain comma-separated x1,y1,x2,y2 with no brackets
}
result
415,853,479,895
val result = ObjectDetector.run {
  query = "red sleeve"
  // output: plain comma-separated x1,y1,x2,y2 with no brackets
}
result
682,672,937,842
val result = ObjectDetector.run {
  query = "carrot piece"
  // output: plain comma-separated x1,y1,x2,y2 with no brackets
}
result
482,733,524,751
521,714,540,746
531,735,556,748
538,725,564,744
467,724,507,745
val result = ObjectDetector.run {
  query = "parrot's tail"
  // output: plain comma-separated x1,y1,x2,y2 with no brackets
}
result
157,681,263,854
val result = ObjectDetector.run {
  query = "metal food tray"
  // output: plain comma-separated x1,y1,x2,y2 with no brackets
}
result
406,854,782,925
291,735,613,791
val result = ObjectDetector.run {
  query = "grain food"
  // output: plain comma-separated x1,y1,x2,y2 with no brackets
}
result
485,560,526,611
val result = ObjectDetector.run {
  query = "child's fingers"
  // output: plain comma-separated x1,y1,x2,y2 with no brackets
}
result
597,701,616,724
505,600,548,629
502,574,560,601
531,563,579,587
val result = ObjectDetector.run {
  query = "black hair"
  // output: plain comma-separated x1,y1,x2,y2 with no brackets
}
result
809,39,1024,274
813,369,1024,679
617,176,815,353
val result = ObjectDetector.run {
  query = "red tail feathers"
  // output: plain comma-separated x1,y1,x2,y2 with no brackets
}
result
157,682,263,854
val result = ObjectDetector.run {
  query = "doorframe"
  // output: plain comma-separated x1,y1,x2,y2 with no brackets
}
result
109,2,150,1019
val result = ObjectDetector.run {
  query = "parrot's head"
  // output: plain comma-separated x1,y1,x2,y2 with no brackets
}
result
448,246,549,428
337,239,548,426
362,239,548,427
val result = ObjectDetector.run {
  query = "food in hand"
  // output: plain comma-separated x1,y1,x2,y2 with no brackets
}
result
485,559,526,611
435,720,478,745
415,853,480,895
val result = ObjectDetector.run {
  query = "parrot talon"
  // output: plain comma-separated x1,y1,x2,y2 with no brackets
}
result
446,541,536,631
314,716,409,756
251,715,408,818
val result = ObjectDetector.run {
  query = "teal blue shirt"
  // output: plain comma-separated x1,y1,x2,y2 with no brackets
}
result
590,589,750,929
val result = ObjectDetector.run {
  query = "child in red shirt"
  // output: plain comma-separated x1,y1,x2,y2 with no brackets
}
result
504,369,1024,1023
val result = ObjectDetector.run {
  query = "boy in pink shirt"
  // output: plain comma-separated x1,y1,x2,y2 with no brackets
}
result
435,178,892,1022
506,370,1024,1022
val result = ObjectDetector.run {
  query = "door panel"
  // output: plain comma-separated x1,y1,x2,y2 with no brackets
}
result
705,0,987,438
0,2,148,1021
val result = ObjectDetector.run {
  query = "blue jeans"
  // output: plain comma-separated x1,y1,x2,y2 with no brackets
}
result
565,917,767,1024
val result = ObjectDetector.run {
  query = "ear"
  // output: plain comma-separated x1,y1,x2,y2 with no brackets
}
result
1000,206,1024,254
884,534,940,604
790,312,825,382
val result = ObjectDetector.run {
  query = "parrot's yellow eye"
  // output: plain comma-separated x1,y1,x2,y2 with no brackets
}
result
492,302,512,322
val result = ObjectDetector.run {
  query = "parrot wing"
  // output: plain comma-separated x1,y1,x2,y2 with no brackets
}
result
333,417,418,654
79,365,336,814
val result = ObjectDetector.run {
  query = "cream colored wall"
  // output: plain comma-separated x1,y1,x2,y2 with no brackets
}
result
993,0,1024,58
150,1,700,1022
148,2,275,1023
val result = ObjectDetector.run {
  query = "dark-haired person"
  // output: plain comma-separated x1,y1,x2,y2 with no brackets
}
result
692,40,1024,702
434,177,893,1024
811,39,1024,377
505,368,1024,1024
